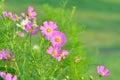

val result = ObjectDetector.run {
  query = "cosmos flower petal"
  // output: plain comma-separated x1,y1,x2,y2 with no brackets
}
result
47,46,54,55
32,27,39,35
0,49,14,60
28,6,34,12
32,12,37,16
104,72,111,77
5,73,12,80
40,21,58,40
12,75,17,80
0,72,6,78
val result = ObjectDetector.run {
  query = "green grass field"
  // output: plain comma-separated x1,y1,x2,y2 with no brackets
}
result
1,0,120,79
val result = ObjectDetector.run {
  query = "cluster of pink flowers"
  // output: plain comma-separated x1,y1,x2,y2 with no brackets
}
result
24,22,39,35
0,49,17,80
18,6,39,35
40,21,69,61
2,6,111,79
2,11,19,22
0,72,17,80
0,49,14,60
2,6,39,36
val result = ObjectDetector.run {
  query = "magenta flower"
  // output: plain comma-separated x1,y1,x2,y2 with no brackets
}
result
0,49,14,60
40,21,58,40
25,22,39,35
28,6,37,20
47,46,60,59
0,72,17,80
12,14,19,22
57,50,69,61
7,12,12,18
21,12,26,18
50,31,66,47
0,53,3,59
0,72,6,78
47,46,69,61
16,18,30,30
97,66,110,77
2,11,13,19
2,11,8,17
5,73,17,80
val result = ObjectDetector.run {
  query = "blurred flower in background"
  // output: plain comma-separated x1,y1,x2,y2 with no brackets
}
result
74,56,81,63
33,45,40,51
16,18,30,30
0,72,17,80
27,6,37,20
97,66,110,77
0,49,14,60
25,22,39,35
16,31,25,38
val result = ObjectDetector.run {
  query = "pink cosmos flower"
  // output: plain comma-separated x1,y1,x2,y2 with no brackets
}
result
97,66,110,77
5,73,17,80
47,46,69,61
50,31,66,47
47,46,61,59
0,53,3,59
0,72,17,80
20,12,30,20
12,14,19,22
21,13,26,18
2,11,13,19
0,72,6,78
7,12,12,18
40,21,58,40
2,11,8,17
0,49,14,60
57,50,69,61
16,18,30,30
28,6,37,20
25,22,39,35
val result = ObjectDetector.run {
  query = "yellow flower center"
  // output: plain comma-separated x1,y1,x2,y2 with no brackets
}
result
22,25,25,29
55,37,61,42
47,28,52,33
16,17,19,21
7,54,11,59
53,51,57,56
26,16,28,19
29,12,33,16
101,72,105,76
60,53,64,57
29,29,33,33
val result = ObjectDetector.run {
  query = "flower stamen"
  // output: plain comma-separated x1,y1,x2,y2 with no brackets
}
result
29,29,33,33
29,12,33,16
55,37,61,42
53,51,57,56
47,28,52,33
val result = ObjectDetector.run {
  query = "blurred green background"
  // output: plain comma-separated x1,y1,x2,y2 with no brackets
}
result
1,0,120,79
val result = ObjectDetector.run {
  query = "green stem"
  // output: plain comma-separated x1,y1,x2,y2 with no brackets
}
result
39,37,45,80
74,63,79,80
29,35,42,79
14,59,21,80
